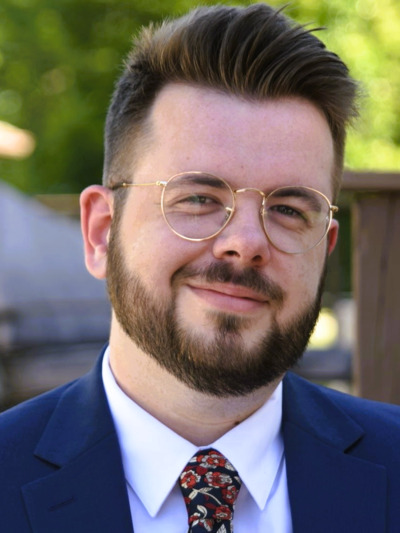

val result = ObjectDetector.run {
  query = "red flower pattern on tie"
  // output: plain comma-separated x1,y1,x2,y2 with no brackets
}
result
179,449,242,533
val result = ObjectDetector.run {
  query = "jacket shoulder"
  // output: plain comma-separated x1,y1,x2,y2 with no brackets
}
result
0,381,77,454
285,371,400,417
284,371,400,449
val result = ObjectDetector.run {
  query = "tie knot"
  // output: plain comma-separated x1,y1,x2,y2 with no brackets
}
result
179,449,242,533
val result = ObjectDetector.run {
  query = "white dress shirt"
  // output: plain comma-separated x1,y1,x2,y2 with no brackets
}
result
102,347,292,532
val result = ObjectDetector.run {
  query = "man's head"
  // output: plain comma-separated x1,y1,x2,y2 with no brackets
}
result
103,3,358,202
81,4,358,398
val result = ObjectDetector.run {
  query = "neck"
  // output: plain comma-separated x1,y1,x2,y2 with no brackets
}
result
108,325,281,446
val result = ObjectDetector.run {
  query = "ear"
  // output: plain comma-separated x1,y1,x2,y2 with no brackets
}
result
80,185,114,279
327,219,339,256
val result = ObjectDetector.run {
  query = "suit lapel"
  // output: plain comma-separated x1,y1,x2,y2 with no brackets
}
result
282,373,387,533
22,351,133,533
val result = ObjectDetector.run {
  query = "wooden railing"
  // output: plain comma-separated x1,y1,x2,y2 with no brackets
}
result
342,171,400,404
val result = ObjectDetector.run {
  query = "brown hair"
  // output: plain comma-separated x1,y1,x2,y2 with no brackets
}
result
104,3,359,201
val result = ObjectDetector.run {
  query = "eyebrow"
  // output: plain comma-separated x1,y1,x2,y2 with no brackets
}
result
181,173,229,189
271,188,323,212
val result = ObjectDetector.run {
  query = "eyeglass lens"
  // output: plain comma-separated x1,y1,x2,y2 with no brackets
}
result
161,173,331,253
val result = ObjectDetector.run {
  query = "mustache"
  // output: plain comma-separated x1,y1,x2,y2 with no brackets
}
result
172,262,285,305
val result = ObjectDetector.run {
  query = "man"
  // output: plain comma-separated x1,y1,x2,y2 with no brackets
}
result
1,4,399,532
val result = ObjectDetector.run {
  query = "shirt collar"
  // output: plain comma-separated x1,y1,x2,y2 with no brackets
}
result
102,347,283,516
211,382,284,510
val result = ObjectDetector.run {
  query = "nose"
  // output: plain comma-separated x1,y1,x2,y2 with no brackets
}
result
212,192,272,267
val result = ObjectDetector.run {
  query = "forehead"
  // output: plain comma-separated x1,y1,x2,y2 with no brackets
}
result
136,83,335,197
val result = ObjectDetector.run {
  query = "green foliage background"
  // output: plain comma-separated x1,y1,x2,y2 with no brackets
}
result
0,0,399,194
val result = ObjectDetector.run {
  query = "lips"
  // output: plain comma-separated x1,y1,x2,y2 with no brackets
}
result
172,262,285,307
187,281,268,313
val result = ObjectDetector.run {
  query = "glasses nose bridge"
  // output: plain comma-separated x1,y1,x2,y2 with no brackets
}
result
233,187,267,208
229,187,268,237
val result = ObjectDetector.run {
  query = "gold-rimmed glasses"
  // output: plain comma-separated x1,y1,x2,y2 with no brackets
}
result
110,171,338,254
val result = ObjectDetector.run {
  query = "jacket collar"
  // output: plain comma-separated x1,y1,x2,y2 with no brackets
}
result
282,372,387,533
22,348,133,533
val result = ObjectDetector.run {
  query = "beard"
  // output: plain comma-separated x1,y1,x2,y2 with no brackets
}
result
106,229,327,398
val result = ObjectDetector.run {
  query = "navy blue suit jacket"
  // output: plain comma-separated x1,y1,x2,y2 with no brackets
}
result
1,349,400,532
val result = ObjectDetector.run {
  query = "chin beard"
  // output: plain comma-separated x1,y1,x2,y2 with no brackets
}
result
107,228,326,397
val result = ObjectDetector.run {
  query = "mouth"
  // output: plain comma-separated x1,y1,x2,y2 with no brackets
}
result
187,281,269,313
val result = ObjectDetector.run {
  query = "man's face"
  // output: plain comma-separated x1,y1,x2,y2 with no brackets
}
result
106,84,337,397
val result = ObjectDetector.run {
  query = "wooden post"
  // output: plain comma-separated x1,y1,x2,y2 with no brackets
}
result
343,172,400,404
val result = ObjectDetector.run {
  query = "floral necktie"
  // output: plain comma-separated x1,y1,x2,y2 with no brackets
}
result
179,448,242,533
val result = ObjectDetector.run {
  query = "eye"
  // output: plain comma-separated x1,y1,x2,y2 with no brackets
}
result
265,202,310,232
180,194,217,205
269,204,304,218
165,191,224,215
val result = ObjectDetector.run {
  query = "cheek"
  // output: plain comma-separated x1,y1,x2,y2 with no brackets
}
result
119,195,166,261
277,250,326,314
119,206,210,291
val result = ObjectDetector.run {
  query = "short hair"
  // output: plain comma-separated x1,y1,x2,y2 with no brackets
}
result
103,3,359,201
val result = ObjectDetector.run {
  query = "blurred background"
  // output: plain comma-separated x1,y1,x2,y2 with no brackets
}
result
0,0,399,409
